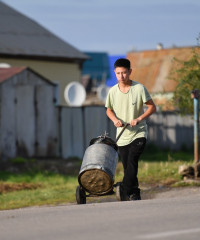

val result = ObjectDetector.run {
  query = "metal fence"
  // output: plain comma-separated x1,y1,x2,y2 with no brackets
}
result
0,105,194,160
60,107,194,159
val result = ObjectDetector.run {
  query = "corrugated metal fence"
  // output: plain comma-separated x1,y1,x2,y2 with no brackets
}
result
60,107,194,159
0,105,194,160
146,111,193,150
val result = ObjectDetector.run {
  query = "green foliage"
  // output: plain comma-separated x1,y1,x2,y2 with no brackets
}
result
170,37,200,114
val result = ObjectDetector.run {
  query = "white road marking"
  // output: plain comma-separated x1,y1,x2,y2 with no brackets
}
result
138,228,200,239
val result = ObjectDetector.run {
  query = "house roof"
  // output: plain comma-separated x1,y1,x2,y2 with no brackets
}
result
0,67,57,85
0,2,89,62
127,46,200,94
0,66,25,83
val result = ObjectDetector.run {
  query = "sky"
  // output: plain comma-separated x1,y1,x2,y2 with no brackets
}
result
2,0,200,55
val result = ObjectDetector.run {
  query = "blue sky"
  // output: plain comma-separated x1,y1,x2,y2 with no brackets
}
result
2,0,200,55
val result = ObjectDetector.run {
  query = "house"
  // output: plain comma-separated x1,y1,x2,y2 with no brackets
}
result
127,46,200,110
0,2,89,106
0,67,58,159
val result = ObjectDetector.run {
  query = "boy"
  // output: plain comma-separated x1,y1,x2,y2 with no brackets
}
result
105,58,156,200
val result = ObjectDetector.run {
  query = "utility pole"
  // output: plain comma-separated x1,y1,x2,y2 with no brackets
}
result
191,89,199,163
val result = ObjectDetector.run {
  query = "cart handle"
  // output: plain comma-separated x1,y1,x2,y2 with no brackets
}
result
115,123,130,143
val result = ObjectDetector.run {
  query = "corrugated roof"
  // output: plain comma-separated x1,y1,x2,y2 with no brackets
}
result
127,47,200,93
0,67,26,83
0,67,56,85
0,2,89,61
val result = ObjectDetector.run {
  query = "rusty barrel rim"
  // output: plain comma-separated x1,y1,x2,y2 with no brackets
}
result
78,166,114,195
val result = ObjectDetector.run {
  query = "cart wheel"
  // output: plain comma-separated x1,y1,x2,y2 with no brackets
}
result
115,183,122,201
76,186,86,204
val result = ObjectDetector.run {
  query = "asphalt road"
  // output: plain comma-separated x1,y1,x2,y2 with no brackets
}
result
1,193,200,240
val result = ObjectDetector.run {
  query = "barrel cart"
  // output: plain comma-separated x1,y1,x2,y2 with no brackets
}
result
76,124,128,204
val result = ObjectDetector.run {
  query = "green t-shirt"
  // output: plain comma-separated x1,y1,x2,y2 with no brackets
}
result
105,81,152,146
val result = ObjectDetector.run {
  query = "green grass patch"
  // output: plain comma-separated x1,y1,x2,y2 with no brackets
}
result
0,149,197,210
0,171,79,210
138,148,194,186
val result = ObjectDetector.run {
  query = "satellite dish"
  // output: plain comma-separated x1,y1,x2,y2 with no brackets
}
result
64,82,86,106
97,84,110,103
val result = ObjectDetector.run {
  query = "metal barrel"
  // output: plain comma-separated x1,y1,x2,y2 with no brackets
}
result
78,143,118,195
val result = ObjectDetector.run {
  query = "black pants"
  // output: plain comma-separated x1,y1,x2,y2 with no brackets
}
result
118,137,146,196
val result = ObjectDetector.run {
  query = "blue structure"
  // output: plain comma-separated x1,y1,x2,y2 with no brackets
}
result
106,55,126,87
82,52,126,88
82,52,110,85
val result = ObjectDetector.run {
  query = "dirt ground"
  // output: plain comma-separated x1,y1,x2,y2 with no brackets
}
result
84,184,200,204
143,185,200,200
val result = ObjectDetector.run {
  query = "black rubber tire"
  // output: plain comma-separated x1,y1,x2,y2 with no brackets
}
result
76,186,86,204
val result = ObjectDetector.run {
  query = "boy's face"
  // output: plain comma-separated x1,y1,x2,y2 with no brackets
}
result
114,67,132,84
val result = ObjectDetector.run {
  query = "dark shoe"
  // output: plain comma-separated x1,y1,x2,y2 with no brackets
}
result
119,182,129,201
129,193,141,201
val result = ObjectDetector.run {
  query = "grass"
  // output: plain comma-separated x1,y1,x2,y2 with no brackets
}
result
139,148,194,186
115,148,195,186
0,172,78,210
0,147,199,210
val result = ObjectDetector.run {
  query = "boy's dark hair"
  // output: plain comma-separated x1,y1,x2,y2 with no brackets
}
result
114,58,130,70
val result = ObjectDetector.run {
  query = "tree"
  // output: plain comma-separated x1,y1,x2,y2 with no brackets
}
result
171,37,200,114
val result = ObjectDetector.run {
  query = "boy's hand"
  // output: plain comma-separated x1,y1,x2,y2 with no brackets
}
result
130,117,142,127
114,120,123,128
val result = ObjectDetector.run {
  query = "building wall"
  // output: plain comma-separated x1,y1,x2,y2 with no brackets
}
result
0,58,81,106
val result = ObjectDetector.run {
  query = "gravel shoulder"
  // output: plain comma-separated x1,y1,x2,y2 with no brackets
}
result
142,186,200,200
84,185,200,204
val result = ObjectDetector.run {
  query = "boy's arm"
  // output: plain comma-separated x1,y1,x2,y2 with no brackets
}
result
130,99,156,127
106,108,123,127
